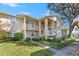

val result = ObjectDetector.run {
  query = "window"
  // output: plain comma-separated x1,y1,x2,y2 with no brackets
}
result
11,21,15,24
31,32,34,36
11,19,16,25
32,23,34,27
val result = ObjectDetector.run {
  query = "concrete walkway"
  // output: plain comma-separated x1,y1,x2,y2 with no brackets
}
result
31,41,58,53
53,41,79,56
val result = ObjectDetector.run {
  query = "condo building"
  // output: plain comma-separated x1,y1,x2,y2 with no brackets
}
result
0,12,79,39
0,12,63,39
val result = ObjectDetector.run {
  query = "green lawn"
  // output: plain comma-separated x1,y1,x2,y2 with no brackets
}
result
0,41,53,56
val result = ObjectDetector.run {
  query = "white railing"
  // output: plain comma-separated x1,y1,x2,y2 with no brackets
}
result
26,23,39,30
26,28,39,30
41,30,54,36
26,26,39,30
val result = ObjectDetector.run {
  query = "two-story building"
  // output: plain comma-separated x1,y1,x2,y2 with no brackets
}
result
0,12,62,40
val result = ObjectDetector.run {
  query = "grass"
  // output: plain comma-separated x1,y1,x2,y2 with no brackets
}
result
0,41,53,56
31,49,53,56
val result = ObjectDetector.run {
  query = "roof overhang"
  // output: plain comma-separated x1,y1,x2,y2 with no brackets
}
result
0,12,21,19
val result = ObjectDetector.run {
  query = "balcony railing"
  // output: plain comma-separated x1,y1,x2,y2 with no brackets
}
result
26,23,39,30
26,26,39,30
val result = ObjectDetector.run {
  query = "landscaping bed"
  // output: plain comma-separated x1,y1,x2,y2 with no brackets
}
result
38,41,71,50
33,37,74,50
26,36,76,50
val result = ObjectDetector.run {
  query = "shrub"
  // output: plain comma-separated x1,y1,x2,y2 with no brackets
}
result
0,33,11,42
14,32,23,41
26,36,45,42
26,37,31,42
32,36,41,41
45,36,53,42
53,39,60,43
46,38,53,42
9,37,17,41
51,37,60,43
46,37,65,43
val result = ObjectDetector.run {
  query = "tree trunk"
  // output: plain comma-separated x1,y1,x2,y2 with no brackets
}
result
68,25,74,38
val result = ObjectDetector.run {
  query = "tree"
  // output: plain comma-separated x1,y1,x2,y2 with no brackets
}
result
0,22,11,31
48,3,79,37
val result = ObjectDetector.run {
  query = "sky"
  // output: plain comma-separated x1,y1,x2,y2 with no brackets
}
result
0,3,68,27
0,3,48,19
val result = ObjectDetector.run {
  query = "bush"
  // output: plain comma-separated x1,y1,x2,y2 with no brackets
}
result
46,37,65,43
46,38,53,42
49,37,59,43
0,33,11,42
26,36,45,42
14,32,23,41
0,29,11,42
45,36,53,42
32,36,41,41
53,38,60,43
9,37,17,41
26,37,31,42
54,37,66,43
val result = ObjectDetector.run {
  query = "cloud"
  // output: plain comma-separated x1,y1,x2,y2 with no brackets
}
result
2,3,19,7
20,12,31,15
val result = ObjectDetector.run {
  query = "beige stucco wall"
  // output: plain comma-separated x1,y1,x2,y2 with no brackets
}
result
15,18,23,32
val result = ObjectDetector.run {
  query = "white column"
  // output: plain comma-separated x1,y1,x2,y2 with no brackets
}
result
39,21,41,37
78,22,79,27
52,21,54,36
23,16,27,40
53,17,57,37
44,18,48,39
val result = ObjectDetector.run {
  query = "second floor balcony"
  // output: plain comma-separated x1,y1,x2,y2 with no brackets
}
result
26,24,39,30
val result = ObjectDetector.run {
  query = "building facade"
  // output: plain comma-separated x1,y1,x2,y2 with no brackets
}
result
0,12,65,39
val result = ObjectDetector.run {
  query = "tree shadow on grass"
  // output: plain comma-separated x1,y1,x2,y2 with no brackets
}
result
31,49,53,56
